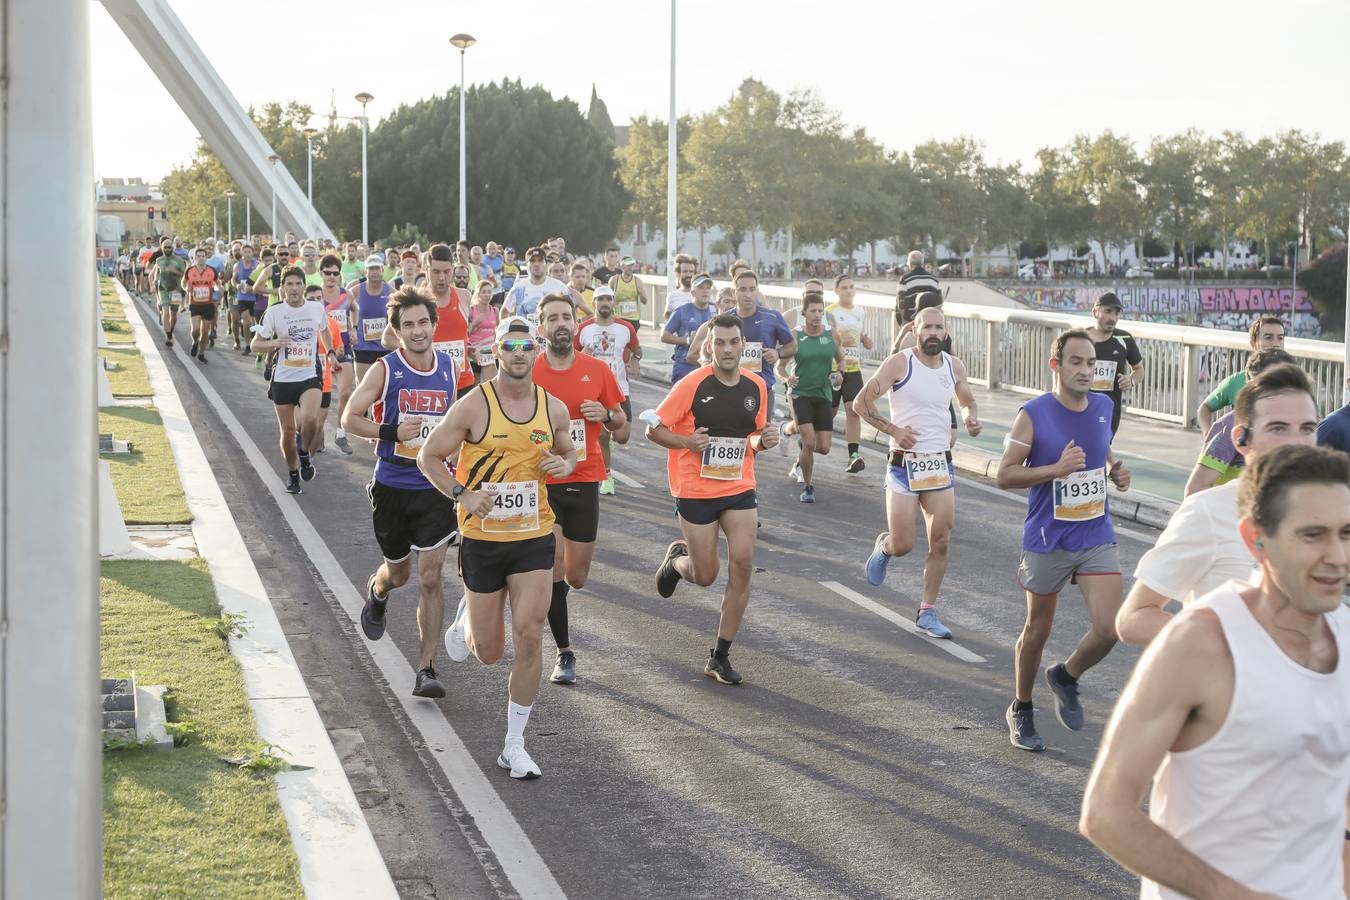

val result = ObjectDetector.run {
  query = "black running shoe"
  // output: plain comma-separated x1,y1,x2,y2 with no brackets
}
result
846,452,866,474
198,350,208,365
656,540,688,598
299,455,316,482
361,574,387,641
704,650,743,685
1006,702,1045,752
189,341,198,358
412,666,445,698
1045,663,1084,731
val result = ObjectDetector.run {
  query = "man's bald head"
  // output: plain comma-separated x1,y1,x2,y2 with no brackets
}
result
915,306,945,328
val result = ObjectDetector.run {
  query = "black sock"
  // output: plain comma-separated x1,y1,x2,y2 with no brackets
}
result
1013,699,1033,711
547,580,570,649
715,637,732,660
1057,664,1078,685
848,442,859,455
288,469,299,479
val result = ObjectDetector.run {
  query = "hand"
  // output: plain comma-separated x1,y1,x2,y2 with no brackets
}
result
331,360,343,374
275,334,292,349
461,489,493,519
785,375,799,389
759,424,780,450
762,348,779,366
1117,372,1134,391
861,334,874,350
627,358,640,378
539,449,569,478
1109,460,1131,491
965,416,982,437
396,416,423,441
887,424,918,450
686,426,711,452
579,399,608,423
1056,440,1087,477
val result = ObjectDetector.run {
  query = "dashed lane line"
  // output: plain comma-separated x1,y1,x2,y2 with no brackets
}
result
819,581,988,664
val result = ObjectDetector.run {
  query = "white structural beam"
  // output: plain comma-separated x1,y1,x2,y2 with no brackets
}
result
100,0,334,241
3,0,103,895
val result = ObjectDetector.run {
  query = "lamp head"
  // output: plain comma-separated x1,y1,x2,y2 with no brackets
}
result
354,91,373,107
302,127,319,138
449,33,477,50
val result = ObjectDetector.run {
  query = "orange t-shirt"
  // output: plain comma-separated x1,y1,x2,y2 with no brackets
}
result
432,290,475,391
322,315,341,392
653,365,768,499
531,353,624,484
183,266,217,305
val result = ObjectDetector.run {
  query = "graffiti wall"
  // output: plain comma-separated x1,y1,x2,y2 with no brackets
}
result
1002,284,1320,335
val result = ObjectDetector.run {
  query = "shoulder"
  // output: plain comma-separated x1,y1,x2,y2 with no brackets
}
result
1160,602,1231,664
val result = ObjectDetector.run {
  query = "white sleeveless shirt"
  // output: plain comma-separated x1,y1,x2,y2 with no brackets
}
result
1143,581,1350,900
888,349,956,453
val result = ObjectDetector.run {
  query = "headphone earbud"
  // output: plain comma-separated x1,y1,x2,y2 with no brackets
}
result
1254,539,1264,548
1236,427,1249,448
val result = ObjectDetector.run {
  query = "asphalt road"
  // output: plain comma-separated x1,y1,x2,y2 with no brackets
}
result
139,296,1150,899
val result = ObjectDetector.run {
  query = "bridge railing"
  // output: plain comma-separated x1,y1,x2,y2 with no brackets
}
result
637,275,1346,428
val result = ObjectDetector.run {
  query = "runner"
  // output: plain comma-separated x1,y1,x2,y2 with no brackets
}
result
341,286,459,699
661,273,714,383
566,260,597,319
662,253,698,320
592,246,621,286
250,247,278,371
608,255,649,332
1085,292,1144,438
855,307,981,636
182,246,219,363
339,241,365,286
422,315,578,780
496,247,519,301
298,241,322,286
777,292,844,503
685,269,796,419
647,314,780,685
827,273,873,473
1196,315,1286,434
1183,349,1298,495
995,328,1131,751
1081,443,1350,900
383,244,476,398
533,294,628,683
575,285,639,495
317,253,356,454
249,265,332,494
467,279,499,384
352,255,392,382
502,247,568,321
1118,363,1318,645
391,249,420,290
153,237,186,347
308,283,343,453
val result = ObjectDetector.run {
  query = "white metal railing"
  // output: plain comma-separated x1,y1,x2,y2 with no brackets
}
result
638,275,1346,427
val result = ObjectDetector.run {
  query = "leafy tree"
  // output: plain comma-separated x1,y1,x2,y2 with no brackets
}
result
1298,243,1347,332
1144,129,1211,266
1063,131,1147,268
383,223,431,248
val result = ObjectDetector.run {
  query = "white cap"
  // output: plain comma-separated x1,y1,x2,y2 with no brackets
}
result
364,254,385,269
592,285,615,300
495,315,535,342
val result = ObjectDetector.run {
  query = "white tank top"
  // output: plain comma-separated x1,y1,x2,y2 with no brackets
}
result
1143,582,1350,900
888,349,955,453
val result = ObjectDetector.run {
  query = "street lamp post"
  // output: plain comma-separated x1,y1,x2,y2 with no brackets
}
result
246,196,251,240
355,92,373,245
666,0,677,293
225,189,235,242
267,153,280,240
449,34,476,242
212,201,219,241
303,127,319,239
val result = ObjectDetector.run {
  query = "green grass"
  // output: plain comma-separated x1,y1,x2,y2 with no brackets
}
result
99,406,191,524
99,347,152,396
101,559,303,900
101,320,136,344
102,299,127,320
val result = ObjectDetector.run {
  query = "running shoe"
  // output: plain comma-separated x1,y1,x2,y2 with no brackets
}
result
255,354,263,370
189,341,198,358
412,666,445,699
656,540,688,598
549,650,577,685
334,434,354,455
497,743,541,780
1006,702,1045,752
916,607,952,639
799,484,815,503
443,596,470,662
790,462,804,483
1045,663,1084,731
704,650,743,685
599,476,615,496
208,331,216,347
241,345,250,356
846,452,866,474
360,574,387,641
233,337,241,351
294,431,304,461
197,350,208,365
165,338,173,349
864,532,890,586
299,455,316,482
284,472,302,495
777,421,792,456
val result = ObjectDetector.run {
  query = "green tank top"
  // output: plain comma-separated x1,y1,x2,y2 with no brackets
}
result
791,327,836,401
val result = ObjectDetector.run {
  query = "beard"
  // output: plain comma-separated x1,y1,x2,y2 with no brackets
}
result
921,337,942,355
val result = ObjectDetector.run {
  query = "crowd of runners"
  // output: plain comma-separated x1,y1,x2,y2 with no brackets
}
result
128,235,1350,898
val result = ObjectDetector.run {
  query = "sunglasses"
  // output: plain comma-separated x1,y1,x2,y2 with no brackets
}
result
322,269,340,276
497,338,537,353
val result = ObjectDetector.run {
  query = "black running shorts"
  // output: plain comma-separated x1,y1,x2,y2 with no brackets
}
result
367,479,457,562
831,370,863,409
458,533,555,594
675,489,757,525
267,376,322,407
547,482,600,543
792,395,835,431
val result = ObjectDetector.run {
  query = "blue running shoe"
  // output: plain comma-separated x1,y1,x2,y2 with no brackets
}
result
916,606,952,639
1045,663,1084,731
864,532,890,586
799,484,815,503
1006,702,1044,752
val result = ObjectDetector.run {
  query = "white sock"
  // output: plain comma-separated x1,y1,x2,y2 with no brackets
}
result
335,427,346,438
505,700,532,747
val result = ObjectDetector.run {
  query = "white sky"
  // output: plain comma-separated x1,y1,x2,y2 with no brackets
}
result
91,0,1350,182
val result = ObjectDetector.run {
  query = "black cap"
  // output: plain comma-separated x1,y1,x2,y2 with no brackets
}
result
1096,291,1122,309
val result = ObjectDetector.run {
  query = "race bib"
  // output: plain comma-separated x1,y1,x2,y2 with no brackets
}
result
192,285,210,301
1053,467,1107,521
434,340,466,366
474,346,495,366
740,342,763,372
481,480,540,533
1091,360,1118,392
393,414,443,460
170,291,184,304
361,316,387,341
700,436,747,480
842,345,862,366
569,418,588,463
905,451,953,491
282,341,315,368
618,298,639,319
326,309,347,328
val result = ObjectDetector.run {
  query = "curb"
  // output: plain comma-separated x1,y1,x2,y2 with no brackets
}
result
112,281,398,899
636,362,1178,530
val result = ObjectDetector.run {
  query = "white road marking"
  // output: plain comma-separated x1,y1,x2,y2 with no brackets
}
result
138,297,565,900
609,468,644,489
820,581,987,664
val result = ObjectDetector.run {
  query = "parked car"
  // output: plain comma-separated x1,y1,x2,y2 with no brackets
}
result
1125,266,1154,279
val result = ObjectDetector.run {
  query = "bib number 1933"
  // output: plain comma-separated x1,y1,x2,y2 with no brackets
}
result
1053,467,1107,521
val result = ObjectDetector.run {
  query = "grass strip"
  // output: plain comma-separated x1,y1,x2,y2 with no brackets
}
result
99,406,191,524
99,347,152,397
101,559,303,900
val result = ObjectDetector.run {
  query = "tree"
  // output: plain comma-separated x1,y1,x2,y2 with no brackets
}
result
1063,131,1147,268
1298,243,1347,332
614,114,695,256
586,85,614,140
1144,130,1211,266
1024,147,1090,264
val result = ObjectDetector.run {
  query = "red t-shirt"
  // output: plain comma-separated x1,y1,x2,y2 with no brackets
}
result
432,290,475,391
532,353,623,484
183,265,217,306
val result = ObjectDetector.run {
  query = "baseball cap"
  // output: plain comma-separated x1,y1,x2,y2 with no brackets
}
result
504,246,516,254
401,250,419,261
525,246,546,261
592,285,616,300
692,273,713,288
364,254,385,269
1095,291,1123,309
495,315,535,342
620,255,636,266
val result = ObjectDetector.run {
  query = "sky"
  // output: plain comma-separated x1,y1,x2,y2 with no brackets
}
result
91,0,1350,182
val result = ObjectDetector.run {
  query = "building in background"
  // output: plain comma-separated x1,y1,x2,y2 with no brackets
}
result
96,177,166,245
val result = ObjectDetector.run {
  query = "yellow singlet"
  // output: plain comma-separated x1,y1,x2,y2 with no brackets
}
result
456,383,556,542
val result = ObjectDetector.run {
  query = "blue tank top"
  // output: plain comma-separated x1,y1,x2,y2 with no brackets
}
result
1021,392,1116,552
372,349,457,490
236,259,258,300
355,282,392,352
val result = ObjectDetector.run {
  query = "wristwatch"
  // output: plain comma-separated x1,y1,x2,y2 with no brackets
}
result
604,409,614,424
451,483,467,500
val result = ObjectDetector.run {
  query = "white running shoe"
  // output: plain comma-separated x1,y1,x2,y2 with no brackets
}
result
443,596,470,662
496,742,541,779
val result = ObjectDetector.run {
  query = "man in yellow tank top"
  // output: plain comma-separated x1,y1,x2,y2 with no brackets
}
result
418,314,577,780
